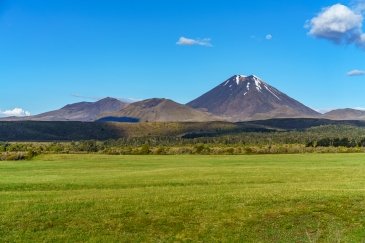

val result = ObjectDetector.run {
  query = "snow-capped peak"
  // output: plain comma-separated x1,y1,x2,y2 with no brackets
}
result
235,75,247,85
223,75,247,86
187,74,320,121
222,74,281,100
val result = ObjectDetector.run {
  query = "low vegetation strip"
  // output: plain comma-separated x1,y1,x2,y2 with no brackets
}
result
2,123,365,159
0,154,364,242
2,142,365,160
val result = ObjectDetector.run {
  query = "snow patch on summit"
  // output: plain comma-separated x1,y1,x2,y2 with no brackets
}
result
235,76,240,85
235,75,247,85
223,74,282,100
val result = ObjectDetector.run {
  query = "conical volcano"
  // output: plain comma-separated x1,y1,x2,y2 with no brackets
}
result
187,75,320,121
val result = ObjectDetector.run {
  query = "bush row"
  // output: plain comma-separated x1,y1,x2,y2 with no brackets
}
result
0,151,38,161
2,142,365,159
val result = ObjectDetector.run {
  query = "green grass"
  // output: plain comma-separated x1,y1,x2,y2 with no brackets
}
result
1,154,365,242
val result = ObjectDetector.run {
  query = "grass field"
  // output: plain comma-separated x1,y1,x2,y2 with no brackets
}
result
1,154,365,242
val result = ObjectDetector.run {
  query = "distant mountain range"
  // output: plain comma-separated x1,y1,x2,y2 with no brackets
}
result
1,75,364,122
2,97,128,122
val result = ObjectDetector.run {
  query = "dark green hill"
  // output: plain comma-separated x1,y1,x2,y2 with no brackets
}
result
1,118,365,141
0,121,240,141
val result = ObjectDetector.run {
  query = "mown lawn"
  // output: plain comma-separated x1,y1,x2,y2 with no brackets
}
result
0,154,365,242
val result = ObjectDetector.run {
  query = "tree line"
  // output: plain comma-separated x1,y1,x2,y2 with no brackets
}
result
2,124,365,160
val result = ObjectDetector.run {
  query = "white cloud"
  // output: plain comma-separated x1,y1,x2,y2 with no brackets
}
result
307,3,365,47
347,69,365,76
176,37,212,47
0,108,31,117
265,34,273,40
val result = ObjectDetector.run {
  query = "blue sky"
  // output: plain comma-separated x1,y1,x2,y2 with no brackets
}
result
0,0,365,116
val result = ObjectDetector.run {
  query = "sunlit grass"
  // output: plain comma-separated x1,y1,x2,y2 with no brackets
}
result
1,154,364,242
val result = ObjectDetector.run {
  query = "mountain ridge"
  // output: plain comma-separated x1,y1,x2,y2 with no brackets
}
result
100,98,221,122
323,108,365,120
1,97,128,122
3,74,362,122
187,75,320,121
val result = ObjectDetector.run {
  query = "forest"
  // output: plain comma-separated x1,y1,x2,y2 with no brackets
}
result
2,124,365,160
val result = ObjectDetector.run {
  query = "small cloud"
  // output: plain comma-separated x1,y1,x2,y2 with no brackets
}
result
176,36,212,47
250,34,272,41
265,34,273,40
347,69,365,76
0,108,31,117
307,3,365,48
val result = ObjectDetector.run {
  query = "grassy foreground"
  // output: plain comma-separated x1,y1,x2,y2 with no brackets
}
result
0,154,365,242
